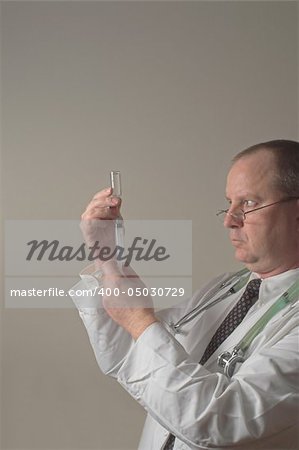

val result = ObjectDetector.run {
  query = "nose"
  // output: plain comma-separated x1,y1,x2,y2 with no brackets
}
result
223,210,244,229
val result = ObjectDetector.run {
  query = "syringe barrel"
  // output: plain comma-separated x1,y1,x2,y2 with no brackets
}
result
110,171,122,197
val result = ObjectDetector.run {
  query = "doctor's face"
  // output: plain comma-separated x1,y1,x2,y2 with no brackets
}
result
224,150,299,278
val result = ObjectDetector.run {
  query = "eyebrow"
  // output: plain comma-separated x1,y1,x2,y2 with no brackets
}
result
225,194,264,202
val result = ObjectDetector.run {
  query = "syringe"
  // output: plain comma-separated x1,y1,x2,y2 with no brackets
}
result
110,171,125,252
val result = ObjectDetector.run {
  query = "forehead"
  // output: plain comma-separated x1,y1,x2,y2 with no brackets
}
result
226,151,278,198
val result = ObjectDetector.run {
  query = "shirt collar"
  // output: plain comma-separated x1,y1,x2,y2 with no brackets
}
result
250,268,299,306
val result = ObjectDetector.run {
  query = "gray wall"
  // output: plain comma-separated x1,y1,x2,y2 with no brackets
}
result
1,1,298,449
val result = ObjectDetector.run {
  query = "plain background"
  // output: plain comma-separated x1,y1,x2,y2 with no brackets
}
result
1,1,298,449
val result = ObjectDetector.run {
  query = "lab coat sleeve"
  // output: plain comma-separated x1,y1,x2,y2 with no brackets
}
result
70,280,134,377
116,317,299,448
69,271,227,380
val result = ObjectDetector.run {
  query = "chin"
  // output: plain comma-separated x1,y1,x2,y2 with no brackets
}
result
234,248,248,261
234,249,256,266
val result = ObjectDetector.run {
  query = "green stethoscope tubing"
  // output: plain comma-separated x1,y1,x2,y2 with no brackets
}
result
169,268,299,377
235,277,299,355
218,276,299,377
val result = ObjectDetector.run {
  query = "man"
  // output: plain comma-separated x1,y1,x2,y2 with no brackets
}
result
71,140,299,449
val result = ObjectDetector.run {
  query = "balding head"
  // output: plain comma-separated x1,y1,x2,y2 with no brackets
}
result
232,140,299,197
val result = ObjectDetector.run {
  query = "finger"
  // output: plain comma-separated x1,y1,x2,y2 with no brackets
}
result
93,187,120,200
82,205,121,221
82,195,121,217
88,196,121,214
91,195,121,207
92,187,112,201
82,187,121,218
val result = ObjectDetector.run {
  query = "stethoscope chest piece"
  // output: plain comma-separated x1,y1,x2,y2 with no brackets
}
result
217,349,244,378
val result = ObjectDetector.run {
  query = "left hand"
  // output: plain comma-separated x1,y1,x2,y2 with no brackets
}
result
80,187,122,268
101,260,158,340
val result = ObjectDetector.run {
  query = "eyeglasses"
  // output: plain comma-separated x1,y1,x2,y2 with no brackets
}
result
216,197,299,222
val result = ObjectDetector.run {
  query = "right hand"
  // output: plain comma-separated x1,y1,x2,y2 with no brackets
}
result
100,260,157,340
80,187,122,262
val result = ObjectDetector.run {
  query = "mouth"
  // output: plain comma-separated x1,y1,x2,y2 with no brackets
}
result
230,238,244,246
230,232,245,242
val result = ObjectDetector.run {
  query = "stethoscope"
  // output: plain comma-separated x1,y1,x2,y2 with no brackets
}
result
168,268,250,336
168,268,299,377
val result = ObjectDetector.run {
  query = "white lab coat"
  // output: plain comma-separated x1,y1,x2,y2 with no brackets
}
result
70,268,299,449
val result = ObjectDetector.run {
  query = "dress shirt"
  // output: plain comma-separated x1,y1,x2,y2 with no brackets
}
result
70,267,299,449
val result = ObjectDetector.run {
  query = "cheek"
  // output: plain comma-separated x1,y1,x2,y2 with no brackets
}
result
248,216,290,252
245,222,275,251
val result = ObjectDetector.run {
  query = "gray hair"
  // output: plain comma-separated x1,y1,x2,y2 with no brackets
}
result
233,139,299,197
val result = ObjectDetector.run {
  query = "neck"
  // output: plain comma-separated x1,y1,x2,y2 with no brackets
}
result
252,262,299,279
